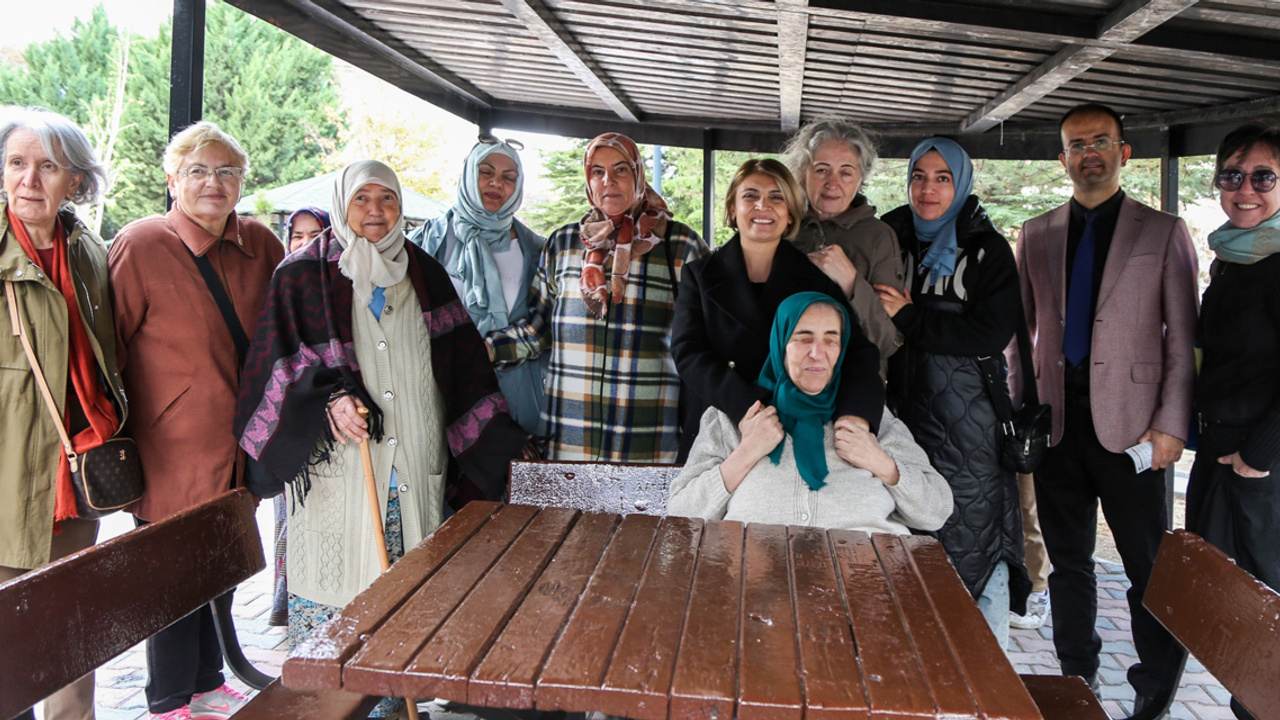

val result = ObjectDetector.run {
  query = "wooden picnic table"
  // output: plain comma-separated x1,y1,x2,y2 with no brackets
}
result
282,501,1044,720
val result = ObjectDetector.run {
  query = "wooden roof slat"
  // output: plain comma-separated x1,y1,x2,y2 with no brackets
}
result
778,0,810,131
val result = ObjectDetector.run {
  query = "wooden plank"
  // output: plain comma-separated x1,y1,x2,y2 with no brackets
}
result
1020,675,1108,720
535,513,663,711
902,535,1043,719
872,534,977,718
737,523,802,720
398,507,581,701
341,503,538,698
467,512,620,708
669,520,745,720
828,529,934,719
283,500,500,691
777,0,810,131
508,460,678,516
0,490,263,717
787,526,868,720
231,680,379,720
596,516,704,719
1146,530,1280,720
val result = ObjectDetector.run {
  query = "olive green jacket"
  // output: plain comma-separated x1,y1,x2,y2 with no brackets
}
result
0,203,127,570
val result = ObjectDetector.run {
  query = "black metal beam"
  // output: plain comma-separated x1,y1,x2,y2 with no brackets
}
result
169,0,204,139
703,129,718,243
808,0,1095,41
1160,127,1180,214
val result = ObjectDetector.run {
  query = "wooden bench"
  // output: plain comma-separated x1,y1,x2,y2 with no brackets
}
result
0,489,375,720
508,459,680,516
1020,674,1107,720
1138,529,1280,720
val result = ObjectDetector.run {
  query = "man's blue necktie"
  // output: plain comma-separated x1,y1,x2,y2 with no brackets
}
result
1063,209,1100,366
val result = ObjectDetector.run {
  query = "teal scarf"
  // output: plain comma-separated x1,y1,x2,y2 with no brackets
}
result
755,292,851,491
447,140,524,334
1208,207,1280,265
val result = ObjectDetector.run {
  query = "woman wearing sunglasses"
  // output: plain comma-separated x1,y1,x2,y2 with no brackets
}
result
412,135,548,435
1189,122,1280,693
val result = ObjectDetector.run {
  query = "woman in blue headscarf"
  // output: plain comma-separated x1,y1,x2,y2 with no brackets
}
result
412,135,548,434
878,137,1029,648
668,292,951,534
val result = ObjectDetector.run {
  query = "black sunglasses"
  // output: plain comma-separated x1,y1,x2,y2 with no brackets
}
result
1215,169,1278,193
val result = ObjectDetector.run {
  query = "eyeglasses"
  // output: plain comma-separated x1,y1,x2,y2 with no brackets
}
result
176,166,245,181
1064,138,1124,156
478,133,525,151
1215,169,1278,193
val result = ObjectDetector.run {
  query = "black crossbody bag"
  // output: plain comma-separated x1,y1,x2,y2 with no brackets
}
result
977,317,1052,474
187,247,284,498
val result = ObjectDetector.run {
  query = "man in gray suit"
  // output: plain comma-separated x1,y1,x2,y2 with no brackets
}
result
1010,103,1198,713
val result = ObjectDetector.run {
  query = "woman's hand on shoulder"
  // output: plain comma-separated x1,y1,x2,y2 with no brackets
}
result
326,393,369,444
808,245,857,298
834,415,899,485
737,401,784,461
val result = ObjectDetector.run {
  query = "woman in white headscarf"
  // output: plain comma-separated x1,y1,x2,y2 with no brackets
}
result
235,162,529,716
412,136,548,434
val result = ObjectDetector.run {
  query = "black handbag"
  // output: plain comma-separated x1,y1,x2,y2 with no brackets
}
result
187,248,285,499
6,280,143,519
977,317,1052,474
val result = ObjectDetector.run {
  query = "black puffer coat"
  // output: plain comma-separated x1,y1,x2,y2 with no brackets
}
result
882,197,1031,610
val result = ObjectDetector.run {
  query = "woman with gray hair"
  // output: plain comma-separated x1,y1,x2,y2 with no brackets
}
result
0,106,125,720
781,118,906,370
109,120,284,720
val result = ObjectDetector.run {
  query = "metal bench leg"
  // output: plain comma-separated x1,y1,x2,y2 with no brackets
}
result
210,592,276,691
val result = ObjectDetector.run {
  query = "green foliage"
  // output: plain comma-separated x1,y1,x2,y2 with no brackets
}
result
0,1,343,234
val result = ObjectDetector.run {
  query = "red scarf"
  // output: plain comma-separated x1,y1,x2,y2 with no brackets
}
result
9,209,119,522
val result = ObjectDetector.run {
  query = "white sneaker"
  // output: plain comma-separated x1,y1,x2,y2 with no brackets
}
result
1010,590,1049,629
189,684,249,720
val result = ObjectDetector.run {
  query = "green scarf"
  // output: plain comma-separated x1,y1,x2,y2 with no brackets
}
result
1208,207,1280,264
755,292,850,491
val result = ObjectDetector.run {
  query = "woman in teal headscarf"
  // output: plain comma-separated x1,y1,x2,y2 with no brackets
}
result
879,137,1029,649
412,135,548,434
668,292,951,534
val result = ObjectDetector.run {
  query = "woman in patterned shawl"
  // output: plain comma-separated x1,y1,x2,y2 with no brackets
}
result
488,133,709,462
234,161,529,714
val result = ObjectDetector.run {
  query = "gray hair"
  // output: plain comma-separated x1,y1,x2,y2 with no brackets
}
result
163,120,250,176
780,117,879,189
0,106,109,206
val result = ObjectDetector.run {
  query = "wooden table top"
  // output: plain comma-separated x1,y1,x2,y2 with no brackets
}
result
283,501,1043,720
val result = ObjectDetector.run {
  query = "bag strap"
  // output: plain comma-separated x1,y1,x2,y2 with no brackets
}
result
977,314,1039,435
186,247,251,364
5,280,79,471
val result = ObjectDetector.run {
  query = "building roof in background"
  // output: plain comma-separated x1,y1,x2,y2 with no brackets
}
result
235,171,450,221
227,0,1280,159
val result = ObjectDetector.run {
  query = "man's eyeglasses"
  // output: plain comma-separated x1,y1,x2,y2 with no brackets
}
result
1063,139,1124,156
1215,169,1278,193
478,133,525,151
177,166,245,181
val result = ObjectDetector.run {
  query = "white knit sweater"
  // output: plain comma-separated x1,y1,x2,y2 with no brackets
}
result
668,407,953,534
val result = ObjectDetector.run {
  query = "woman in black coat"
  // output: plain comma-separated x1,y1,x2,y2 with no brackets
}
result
877,138,1029,649
672,159,884,462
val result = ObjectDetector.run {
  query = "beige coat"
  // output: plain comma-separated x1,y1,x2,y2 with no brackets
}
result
1008,196,1199,451
109,208,283,521
0,204,127,569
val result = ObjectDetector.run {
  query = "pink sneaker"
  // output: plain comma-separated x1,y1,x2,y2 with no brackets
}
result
189,684,249,719
149,708,192,720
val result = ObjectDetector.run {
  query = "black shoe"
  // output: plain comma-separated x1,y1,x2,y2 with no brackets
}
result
1083,673,1100,694
1133,692,1171,719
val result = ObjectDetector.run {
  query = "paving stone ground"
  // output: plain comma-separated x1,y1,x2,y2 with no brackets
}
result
59,501,1232,720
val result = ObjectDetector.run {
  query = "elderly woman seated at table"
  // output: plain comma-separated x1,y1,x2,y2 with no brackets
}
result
668,292,952,533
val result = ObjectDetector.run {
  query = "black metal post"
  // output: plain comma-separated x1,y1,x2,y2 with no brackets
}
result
168,0,205,210
1159,127,1180,215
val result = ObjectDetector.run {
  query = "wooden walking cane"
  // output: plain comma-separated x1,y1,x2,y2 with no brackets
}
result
356,407,423,720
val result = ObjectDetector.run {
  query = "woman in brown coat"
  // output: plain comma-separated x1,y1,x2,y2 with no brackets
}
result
108,121,284,720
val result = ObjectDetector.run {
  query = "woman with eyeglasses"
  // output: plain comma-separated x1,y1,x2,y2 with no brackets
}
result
487,133,709,462
878,137,1030,650
411,135,548,435
108,121,284,719
1189,123,1280,664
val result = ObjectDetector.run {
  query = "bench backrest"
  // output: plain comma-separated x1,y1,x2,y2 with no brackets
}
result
0,489,264,718
508,460,680,516
1144,529,1280,720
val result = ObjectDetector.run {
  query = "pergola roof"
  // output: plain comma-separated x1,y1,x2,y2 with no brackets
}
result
227,0,1280,158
